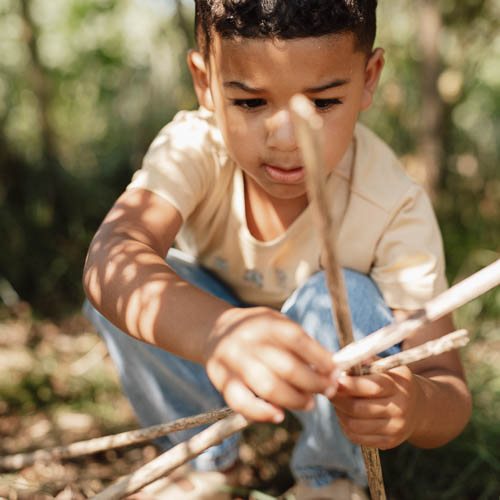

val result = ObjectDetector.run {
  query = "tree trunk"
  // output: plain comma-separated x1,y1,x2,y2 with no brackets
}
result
416,0,445,201
20,0,56,164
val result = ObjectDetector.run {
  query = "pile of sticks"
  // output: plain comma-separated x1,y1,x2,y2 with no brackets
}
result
1,96,498,500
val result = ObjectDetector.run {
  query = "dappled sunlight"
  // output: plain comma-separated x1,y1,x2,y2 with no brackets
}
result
1,0,499,498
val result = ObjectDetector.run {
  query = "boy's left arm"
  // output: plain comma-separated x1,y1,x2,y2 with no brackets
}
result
330,313,472,450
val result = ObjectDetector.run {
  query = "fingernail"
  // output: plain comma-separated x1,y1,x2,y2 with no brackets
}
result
331,367,342,380
273,412,285,424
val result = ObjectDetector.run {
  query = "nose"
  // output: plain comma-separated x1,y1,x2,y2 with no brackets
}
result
265,109,298,152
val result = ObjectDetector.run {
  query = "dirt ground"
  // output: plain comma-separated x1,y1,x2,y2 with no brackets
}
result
1,301,499,499
0,309,299,499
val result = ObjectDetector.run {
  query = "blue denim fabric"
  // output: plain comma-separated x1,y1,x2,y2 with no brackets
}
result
84,248,398,487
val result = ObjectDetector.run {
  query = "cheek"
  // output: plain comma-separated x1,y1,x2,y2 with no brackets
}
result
323,114,356,164
219,111,262,162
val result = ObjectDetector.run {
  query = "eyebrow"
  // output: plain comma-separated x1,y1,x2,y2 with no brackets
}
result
305,78,351,93
223,81,264,93
222,78,351,94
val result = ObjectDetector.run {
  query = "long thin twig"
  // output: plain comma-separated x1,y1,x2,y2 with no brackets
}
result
358,329,469,375
0,327,470,472
91,324,472,499
333,258,500,371
2,257,497,472
92,413,249,500
0,408,233,470
1,261,495,476
290,94,387,500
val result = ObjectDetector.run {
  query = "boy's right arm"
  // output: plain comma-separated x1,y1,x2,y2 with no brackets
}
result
83,188,337,422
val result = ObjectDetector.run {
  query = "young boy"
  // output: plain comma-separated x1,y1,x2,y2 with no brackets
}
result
83,1,472,498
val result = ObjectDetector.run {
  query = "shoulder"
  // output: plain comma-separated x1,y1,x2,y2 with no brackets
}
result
128,108,233,220
351,123,420,216
145,107,227,164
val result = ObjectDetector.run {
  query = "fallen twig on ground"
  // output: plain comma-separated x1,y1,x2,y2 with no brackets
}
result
0,408,233,470
92,413,249,500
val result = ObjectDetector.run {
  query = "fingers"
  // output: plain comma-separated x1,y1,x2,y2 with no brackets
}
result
336,414,409,449
334,396,402,419
335,366,413,398
255,345,335,395
237,355,317,411
336,374,393,398
278,322,335,375
205,307,340,422
207,359,284,423
330,367,418,449
223,378,285,423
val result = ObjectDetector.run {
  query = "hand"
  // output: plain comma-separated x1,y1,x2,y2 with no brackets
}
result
330,365,421,450
204,306,338,423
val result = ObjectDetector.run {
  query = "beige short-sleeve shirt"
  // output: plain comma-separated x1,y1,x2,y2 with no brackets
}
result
128,108,447,310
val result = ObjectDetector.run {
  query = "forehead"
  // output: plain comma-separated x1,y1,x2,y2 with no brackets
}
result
208,33,365,86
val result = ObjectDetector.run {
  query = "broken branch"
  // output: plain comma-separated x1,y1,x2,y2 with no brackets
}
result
0,407,233,470
290,93,387,500
358,329,469,375
92,413,249,500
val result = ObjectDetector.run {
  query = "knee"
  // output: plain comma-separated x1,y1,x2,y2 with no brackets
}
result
342,269,383,305
282,269,393,342
341,269,393,337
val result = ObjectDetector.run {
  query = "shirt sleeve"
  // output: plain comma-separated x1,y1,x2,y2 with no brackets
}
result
126,110,216,220
371,184,448,310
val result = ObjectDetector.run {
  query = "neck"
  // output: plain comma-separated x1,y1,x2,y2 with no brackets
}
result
243,174,308,241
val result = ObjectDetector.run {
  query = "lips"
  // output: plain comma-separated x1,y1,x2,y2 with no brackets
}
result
263,164,305,183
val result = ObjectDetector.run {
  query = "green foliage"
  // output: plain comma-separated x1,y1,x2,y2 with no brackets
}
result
0,0,195,315
0,1,498,497
0,0,498,316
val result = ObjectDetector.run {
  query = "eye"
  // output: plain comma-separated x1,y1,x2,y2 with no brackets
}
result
313,98,342,111
232,98,266,110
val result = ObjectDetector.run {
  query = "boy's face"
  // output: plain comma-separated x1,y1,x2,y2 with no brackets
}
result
189,33,383,204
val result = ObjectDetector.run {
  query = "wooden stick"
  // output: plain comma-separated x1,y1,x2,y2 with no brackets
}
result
92,413,249,500
2,259,495,473
3,256,495,471
425,259,500,321
289,96,354,349
290,94,387,500
358,329,469,375
0,407,233,470
333,258,500,371
0,326,471,472
0,328,469,471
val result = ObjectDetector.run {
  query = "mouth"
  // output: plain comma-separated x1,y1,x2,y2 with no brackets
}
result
263,164,305,184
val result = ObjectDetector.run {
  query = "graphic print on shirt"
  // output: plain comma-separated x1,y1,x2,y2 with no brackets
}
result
243,269,264,289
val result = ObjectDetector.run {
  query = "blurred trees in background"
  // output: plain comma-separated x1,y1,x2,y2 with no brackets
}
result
0,1,498,497
0,0,194,314
364,0,499,282
0,0,498,316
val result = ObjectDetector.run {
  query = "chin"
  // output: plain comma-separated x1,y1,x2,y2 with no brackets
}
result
266,184,308,201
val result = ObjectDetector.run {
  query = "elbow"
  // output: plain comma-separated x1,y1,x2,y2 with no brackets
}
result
452,374,473,440
82,246,101,309
462,382,473,430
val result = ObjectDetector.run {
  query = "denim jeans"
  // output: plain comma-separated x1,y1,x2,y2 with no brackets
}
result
84,248,397,487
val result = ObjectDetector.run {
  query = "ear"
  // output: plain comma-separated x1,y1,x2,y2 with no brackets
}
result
360,48,385,111
187,50,214,111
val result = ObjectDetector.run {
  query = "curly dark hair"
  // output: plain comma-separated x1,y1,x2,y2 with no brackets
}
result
194,0,377,57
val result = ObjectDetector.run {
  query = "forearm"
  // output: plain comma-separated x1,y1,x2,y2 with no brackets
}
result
83,235,234,365
409,369,472,448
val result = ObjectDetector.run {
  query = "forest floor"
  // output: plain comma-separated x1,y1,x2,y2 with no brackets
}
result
0,301,499,499
0,307,300,499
